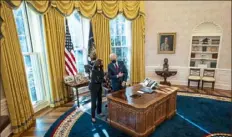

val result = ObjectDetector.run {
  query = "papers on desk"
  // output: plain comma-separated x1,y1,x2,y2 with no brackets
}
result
137,91,144,94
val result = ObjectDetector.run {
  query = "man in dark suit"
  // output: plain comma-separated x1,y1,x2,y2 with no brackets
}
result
108,53,128,91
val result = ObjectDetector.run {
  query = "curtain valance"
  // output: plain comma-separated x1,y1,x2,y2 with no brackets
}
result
5,0,145,19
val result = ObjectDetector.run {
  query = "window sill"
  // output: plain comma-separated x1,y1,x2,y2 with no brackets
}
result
33,100,49,113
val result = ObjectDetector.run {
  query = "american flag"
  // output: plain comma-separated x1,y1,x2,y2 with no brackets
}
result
65,19,77,76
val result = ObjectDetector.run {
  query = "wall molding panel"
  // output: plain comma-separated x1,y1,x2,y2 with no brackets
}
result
146,66,231,90
1,98,9,116
1,98,12,137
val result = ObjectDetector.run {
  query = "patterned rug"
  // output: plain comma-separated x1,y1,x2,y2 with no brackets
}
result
44,94,232,137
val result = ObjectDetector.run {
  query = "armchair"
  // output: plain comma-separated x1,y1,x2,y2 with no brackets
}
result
102,72,112,97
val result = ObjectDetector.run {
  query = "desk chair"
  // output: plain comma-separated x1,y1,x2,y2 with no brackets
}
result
188,68,201,89
102,72,112,97
201,69,215,91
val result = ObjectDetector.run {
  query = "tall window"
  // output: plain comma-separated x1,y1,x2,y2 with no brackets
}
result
110,14,132,79
67,11,90,73
14,3,49,108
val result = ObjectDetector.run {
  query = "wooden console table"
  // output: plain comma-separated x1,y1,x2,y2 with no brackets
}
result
64,81,89,107
155,69,177,86
107,84,178,137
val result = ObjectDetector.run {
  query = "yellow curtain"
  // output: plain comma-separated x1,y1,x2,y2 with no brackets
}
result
131,15,145,84
101,1,119,18
1,0,146,107
56,1,74,16
44,8,67,107
27,1,50,14
78,1,97,18
5,1,145,19
91,13,111,71
0,2,34,134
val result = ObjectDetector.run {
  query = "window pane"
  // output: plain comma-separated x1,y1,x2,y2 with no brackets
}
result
67,11,90,73
14,3,48,107
111,36,115,47
115,48,122,60
121,24,125,36
110,23,115,36
15,17,26,36
14,5,29,53
110,14,132,80
67,11,83,49
122,36,126,46
24,55,32,67
19,35,29,52
111,47,115,53
23,55,37,103
117,23,123,36
116,22,120,36
76,50,84,73
115,36,121,46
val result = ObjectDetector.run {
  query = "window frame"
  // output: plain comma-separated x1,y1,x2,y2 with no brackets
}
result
67,11,90,73
13,2,49,110
110,14,132,80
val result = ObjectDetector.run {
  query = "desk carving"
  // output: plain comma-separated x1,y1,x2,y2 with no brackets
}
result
107,84,178,137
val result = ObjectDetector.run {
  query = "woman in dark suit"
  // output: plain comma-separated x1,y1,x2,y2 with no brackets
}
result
90,59,104,122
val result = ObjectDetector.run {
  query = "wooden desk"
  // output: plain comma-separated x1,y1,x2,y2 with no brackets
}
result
64,81,89,107
155,69,177,86
107,85,178,137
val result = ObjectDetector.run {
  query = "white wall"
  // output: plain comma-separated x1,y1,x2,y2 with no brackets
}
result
145,1,231,90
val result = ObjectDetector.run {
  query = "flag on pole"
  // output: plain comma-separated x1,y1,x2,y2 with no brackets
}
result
65,19,78,76
87,22,96,65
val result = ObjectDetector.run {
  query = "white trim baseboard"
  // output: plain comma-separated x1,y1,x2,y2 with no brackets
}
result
0,124,12,137
146,66,231,90
0,98,12,137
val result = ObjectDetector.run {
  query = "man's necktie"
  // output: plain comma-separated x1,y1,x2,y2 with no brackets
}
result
115,64,119,73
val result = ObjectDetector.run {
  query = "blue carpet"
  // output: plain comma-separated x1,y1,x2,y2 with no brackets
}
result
44,95,232,137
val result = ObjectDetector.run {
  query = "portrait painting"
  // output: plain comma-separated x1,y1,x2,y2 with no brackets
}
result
158,33,176,54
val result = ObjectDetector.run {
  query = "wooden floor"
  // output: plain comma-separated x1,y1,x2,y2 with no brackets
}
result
16,102,76,137
17,86,231,137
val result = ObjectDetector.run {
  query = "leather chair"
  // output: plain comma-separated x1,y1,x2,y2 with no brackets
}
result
102,72,112,97
188,68,201,89
201,69,215,91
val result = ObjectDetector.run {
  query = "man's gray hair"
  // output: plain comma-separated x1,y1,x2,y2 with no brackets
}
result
110,53,117,59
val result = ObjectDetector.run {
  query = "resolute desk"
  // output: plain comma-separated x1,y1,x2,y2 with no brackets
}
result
107,84,178,137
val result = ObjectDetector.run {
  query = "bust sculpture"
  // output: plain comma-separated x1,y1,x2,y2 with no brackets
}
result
163,58,169,72
155,58,177,86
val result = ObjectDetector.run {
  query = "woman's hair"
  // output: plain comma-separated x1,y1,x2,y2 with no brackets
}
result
93,59,103,69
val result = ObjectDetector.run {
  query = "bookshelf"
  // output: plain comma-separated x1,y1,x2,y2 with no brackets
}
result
189,36,220,69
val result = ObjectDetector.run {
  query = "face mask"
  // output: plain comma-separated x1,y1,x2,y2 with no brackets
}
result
92,57,97,61
112,60,116,63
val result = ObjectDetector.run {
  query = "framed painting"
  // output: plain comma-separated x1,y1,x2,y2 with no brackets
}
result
158,32,176,54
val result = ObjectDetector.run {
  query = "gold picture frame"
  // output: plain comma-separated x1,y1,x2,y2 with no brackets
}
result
158,32,176,54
